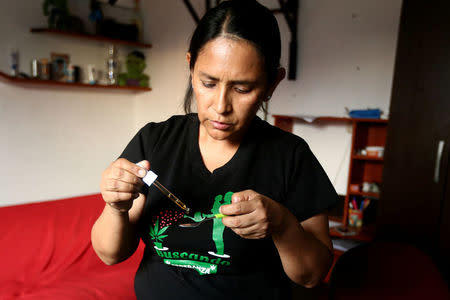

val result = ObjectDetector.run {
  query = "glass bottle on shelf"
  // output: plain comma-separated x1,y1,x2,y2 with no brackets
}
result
106,45,118,85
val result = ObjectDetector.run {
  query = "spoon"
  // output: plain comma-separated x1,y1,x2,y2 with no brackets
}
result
178,214,226,228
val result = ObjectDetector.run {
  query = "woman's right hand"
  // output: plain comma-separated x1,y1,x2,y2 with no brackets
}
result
100,158,149,213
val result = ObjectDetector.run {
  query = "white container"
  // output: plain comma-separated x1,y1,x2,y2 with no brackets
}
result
86,64,96,84
365,146,384,157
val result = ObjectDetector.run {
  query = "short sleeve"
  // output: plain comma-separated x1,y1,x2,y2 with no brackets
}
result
119,124,151,162
284,143,338,222
118,123,157,195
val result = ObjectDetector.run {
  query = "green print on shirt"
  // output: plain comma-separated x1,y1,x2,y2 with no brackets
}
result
209,192,232,258
163,259,217,275
149,218,169,250
155,249,231,275
151,192,233,275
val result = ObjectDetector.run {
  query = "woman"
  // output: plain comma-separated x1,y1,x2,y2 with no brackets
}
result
92,1,337,299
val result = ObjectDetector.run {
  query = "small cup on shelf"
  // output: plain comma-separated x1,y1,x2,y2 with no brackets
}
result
349,183,360,193
362,182,371,193
365,146,384,157
348,208,363,227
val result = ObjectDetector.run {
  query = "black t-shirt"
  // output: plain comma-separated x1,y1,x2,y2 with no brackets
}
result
119,114,337,300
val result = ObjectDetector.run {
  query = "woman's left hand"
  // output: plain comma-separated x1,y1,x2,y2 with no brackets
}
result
219,190,288,239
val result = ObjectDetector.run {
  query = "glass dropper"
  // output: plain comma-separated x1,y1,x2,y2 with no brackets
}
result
140,167,190,214
152,179,190,214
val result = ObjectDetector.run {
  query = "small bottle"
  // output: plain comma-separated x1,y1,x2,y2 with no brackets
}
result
39,58,50,80
87,64,96,84
30,59,40,78
106,45,118,85
67,64,76,83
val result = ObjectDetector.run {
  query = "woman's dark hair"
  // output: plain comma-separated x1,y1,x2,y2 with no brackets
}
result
184,0,282,113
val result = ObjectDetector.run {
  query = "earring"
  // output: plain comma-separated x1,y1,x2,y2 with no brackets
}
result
267,95,272,100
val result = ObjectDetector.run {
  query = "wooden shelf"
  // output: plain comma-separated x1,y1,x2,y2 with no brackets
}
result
348,191,380,198
30,28,152,48
350,118,387,123
0,71,152,92
272,114,388,133
352,155,384,161
272,114,388,123
272,114,352,123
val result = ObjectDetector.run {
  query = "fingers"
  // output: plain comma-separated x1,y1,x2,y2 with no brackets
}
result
109,158,148,184
220,190,258,215
116,158,148,179
104,177,140,193
231,189,257,204
232,223,269,239
222,211,271,239
102,191,140,202
220,190,278,239
100,158,149,204
136,159,150,171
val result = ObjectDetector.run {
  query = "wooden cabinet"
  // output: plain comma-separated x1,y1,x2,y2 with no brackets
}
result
376,0,450,282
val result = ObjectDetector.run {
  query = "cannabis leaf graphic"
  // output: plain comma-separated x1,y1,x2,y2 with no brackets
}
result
149,218,169,243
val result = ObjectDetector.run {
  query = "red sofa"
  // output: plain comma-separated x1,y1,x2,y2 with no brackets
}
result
0,194,144,300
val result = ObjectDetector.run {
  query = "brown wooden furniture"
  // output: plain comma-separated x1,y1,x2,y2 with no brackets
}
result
273,115,388,231
342,119,387,228
377,0,450,282
0,71,151,92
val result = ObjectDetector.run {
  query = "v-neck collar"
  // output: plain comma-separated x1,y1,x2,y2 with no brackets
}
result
188,114,257,180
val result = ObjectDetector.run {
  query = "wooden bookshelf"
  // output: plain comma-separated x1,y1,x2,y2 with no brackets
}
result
272,114,388,243
30,28,152,48
0,71,152,92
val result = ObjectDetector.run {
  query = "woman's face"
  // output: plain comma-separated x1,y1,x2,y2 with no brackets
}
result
189,36,270,144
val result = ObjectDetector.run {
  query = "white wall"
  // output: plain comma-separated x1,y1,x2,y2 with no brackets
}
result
265,0,402,193
133,0,196,130
0,0,142,206
0,0,402,206
135,0,402,195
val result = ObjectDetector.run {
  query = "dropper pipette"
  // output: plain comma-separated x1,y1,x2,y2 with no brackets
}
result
152,179,190,213
141,168,190,214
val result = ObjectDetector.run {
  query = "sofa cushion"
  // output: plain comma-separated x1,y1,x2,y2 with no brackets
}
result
0,194,144,299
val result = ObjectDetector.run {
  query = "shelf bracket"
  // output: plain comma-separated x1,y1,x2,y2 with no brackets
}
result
183,0,218,24
183,0,199,24
183,0,299,80
273,0,298,80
